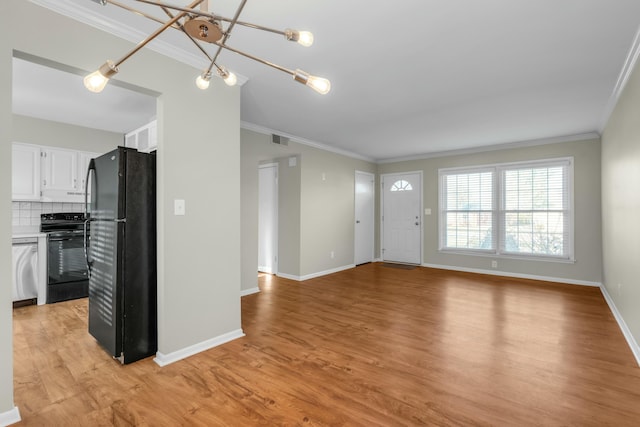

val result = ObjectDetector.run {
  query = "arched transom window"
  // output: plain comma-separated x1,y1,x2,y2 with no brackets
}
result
390,180,413,192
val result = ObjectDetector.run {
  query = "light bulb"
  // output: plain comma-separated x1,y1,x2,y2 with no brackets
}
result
285,29,314,47
195,72,211,90
293,69,331,95
83,60,118,93
218,67,238,86
296,31,314,47
223,71,237,86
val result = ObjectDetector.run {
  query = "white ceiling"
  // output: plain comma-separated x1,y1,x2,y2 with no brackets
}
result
15,0,640,161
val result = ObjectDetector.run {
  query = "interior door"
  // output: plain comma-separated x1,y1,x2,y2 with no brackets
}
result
258,163,278,274
355,171,374,265
381,172,422,264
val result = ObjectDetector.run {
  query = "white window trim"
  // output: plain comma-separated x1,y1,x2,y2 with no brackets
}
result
438,157,575,263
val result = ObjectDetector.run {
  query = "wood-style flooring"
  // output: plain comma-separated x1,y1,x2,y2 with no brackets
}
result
13,264,640,426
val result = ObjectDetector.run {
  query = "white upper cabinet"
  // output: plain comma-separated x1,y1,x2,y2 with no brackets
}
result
12,143,102,202
12,143,41,201
125,120,157,153
42,147,78,193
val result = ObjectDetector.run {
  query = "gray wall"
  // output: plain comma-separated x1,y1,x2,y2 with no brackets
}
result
378,138,603,284
601,55,640,347
240,129,376,290
1,0,241,415
12,114,122,153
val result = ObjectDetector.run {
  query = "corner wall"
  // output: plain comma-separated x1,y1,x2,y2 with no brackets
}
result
240,129,376,291
601,50,640,356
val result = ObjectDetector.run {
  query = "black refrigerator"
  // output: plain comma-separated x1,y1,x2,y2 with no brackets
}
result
84,146,157,364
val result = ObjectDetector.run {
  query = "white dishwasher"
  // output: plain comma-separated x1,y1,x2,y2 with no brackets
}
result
12,237,39,303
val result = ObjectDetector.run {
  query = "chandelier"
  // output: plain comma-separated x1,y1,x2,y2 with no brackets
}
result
83,0,331,94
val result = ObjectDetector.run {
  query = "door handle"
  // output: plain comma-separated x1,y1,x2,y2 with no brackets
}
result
415,222,420,226
356,220,360,224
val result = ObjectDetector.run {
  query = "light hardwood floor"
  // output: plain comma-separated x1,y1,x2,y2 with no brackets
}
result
12,264,640,426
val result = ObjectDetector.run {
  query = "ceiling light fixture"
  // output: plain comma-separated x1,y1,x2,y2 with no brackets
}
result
83,0,331,94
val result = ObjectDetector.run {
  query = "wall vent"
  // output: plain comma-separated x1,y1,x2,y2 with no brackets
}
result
272,134,289,146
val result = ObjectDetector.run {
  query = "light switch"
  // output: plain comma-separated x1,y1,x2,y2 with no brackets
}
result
174,199,185,216
289,157,297,167
425,208,432,215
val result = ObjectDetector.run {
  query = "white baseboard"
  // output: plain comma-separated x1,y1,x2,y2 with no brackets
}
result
277,264,355,281
240,287,260,297
422,263,602,287
154,329,245,367
0,407,21,427
600,286,640,366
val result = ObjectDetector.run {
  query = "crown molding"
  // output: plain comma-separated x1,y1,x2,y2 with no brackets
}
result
28,0,248,85
240,121,377,163
377,132,601,164
599,23,640,133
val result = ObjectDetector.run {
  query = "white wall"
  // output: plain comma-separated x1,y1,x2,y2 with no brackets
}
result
378,137,603,285
1,0,242,417
601,53,640,351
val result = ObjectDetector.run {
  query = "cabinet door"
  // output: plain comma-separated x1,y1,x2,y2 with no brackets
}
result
125,120,157,153
124,132,137,149
137,126,150,152
148,120,157,152
42,148,78,191
12,143,41,201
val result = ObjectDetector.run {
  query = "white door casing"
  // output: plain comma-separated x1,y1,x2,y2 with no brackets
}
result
354,171,375,265
381,172,422,264
258,163,278,274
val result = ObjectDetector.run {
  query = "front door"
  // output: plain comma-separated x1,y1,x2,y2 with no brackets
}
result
381,172,422,264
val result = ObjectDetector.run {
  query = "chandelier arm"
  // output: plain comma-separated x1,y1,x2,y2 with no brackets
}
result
213,42,294,76
132,0,219,19
113,0,205,67
220,20,285,36
106,0,182,30
130,0,286,37
210,0,247,66
159,6,213,63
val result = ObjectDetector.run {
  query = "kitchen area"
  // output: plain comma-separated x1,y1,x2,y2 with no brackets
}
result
11,129,157,309
10,56,158,311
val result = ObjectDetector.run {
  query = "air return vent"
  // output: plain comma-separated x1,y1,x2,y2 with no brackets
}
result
272,134,289,146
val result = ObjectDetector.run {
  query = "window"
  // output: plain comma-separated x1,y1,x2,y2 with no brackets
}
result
439,158,573,261
390,179,413,192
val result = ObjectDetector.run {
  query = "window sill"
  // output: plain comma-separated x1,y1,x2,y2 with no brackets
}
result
438,249,576,264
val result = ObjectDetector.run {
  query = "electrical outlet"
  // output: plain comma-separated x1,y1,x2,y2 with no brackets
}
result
330,251,335,259
491,260,498,269
618,283,623,297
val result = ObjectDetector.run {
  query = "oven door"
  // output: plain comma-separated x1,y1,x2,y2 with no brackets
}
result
47,231,89,303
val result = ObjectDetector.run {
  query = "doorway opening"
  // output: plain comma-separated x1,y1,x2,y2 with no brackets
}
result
258,163,278,275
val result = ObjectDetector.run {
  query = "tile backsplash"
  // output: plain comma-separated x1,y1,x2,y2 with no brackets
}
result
12,201,84,233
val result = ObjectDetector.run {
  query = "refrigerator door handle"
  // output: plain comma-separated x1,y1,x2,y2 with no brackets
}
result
84,159,96,218
84,159,96,277
84,218,93,278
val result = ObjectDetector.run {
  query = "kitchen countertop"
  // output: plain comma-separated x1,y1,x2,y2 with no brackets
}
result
12,231,46,239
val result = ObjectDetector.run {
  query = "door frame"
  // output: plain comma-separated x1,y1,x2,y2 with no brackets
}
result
380,171,424,264
354,170,375,265
258,162,278,274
